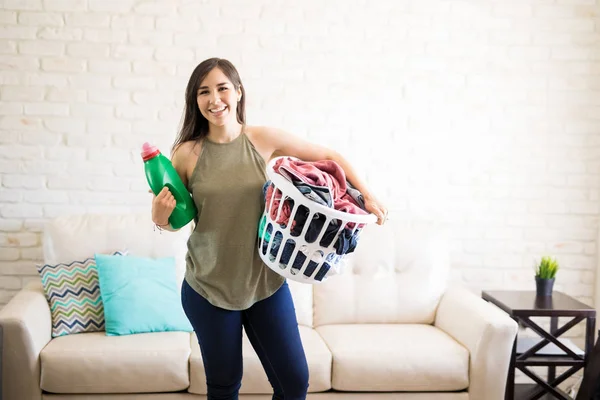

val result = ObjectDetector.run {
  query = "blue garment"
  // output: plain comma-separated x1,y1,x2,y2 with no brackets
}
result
346,181,365,209
334,228,359,255
294,182,332,207
181,279,309,400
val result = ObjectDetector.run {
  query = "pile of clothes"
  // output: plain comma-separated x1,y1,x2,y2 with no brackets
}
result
258,157,368,281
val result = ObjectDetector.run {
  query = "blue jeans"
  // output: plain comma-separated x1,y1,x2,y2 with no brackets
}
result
181,279,309,400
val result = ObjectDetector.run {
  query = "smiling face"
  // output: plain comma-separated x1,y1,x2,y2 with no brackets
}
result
196,67,242,128
172,58,247,151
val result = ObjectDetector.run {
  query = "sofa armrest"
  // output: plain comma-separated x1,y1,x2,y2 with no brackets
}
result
434,286,518,400
0,281,51,400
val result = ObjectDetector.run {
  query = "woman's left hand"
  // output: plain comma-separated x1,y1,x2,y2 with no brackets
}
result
364,196,388,226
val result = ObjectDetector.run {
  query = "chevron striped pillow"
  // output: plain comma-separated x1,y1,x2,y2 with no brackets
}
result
37,251,127,337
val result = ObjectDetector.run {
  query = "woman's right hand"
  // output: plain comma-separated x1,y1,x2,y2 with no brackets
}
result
152,187,176,226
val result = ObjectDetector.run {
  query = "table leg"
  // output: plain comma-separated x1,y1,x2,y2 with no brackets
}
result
585,317,596,365
506,321,517,400
548,317,558,383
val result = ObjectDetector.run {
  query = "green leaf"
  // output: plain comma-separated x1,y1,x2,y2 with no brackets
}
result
535,256,559,279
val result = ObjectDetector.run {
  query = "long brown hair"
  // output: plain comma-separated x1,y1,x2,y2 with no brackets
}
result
172,58,246,153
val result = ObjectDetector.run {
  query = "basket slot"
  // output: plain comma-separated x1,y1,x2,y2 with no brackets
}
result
289,204,308,237
273,234,290,266
261,221,274,255
274,193,286,226
315,263,330,281
294,248,316,275
258,215,266,253
286,202,301,236
266,184,277,213
298,210,316,239
302,261,318,278
315,216,337,247
264,223,277,258
322,221,349,254
284,198,295,229
286,245,301,273
302,250,324,278
283,238,297,266
304,212,326,244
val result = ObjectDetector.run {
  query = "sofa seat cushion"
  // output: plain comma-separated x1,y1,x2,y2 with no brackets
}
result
316,324,469,392
40,331,191,393
189,325,332,394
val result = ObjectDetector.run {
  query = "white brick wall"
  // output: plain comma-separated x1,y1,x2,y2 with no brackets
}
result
1,0,599,356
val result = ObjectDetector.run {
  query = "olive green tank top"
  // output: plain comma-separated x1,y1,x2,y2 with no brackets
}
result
184,132,285,310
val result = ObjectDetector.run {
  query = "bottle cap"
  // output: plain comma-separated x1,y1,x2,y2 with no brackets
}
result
141,142,160,161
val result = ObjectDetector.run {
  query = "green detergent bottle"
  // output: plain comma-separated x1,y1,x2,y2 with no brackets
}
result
142,142,197,229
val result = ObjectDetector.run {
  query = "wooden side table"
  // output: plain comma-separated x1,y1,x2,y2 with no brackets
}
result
482,290,596,400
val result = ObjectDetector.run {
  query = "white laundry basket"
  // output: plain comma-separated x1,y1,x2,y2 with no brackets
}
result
258,156,378,284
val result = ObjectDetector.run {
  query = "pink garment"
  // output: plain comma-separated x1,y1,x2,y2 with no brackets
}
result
275,158,347,199
273,157,368,218
265,184,294,228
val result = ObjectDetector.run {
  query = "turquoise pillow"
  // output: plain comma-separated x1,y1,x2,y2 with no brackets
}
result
95,254,192,336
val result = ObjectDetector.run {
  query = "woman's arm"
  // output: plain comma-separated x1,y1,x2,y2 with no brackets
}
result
255,126,389,225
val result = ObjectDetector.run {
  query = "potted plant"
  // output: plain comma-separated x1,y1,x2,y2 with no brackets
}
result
535,256,559,297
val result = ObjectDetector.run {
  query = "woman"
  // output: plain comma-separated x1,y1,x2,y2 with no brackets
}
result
151,58,387,400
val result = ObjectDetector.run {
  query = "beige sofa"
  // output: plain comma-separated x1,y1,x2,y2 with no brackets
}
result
1,214,518,400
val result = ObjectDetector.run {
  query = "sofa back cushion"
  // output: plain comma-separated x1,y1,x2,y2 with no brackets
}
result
43,213,191,285
42,213,314,327
314,220,450,326
286,279,313,327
